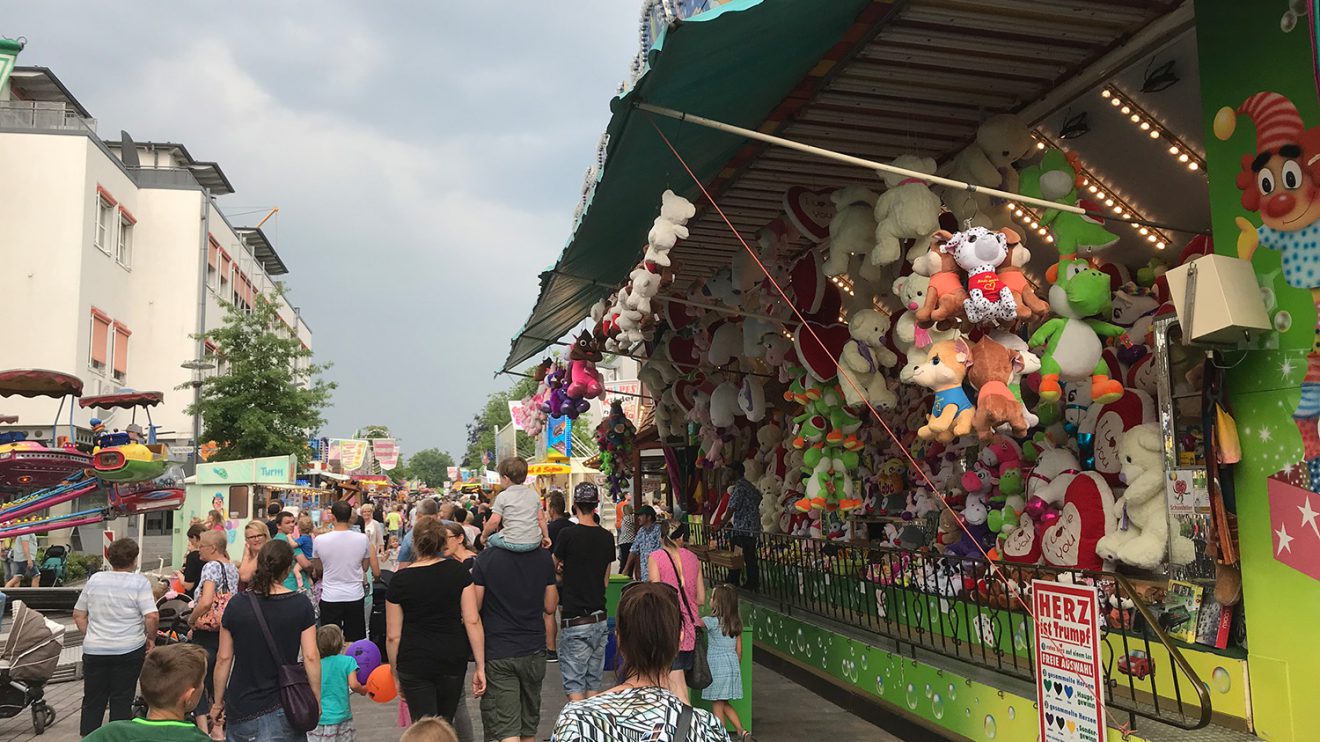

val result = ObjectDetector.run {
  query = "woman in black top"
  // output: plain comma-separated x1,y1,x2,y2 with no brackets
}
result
386,518,486,722
212,539,319,741
178,523,206,597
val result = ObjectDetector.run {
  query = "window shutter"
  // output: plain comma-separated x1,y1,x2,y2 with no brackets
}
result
112,323,131,375
90,310,111,366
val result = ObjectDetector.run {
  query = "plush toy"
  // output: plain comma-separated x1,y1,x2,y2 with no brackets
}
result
999,513,1043,564
966,336,1029,440
566,331,605,401
709,381,742,429
707,321,743,367
875,458,908,514
989,331,1040,429
595,400,637,500
1029,258,1126,404
1017,149,1119,256
825,186,879,276
1096,424,1196,569
1041,472,1116,571
914,232,969,326
645,190,696,266
945,227,1018,324
741,316,777,360
1111,284,1160,365
998,229,1051,320
737,376,767,422
940,114,1035,227
626,266,662,316
839,308,899,409
871,155,942,267
760,334,794,383
701,268,742,308
1081,388,1155,487
910,339,976,442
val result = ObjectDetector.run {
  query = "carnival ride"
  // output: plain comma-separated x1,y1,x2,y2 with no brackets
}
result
0,372,184,539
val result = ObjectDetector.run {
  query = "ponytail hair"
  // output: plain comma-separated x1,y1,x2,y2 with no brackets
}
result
251,539,293,596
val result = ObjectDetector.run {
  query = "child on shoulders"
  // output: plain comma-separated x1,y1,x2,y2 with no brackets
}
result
480,458,550,552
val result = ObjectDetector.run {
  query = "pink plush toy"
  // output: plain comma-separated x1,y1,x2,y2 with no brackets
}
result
566,331,605,400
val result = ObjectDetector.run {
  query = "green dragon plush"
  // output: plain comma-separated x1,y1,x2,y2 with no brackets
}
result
1028,258,1125,404
1018,149,1119,257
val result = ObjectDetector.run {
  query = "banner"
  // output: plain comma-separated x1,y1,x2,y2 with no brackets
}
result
528,462,571,476
605,379,643,425
372,439,399,471
495,422,517,463
0,39,21,96
509,400,535,433
447,466,459,481
546,415,572,462
337,439,368,472
1033,580,1103,742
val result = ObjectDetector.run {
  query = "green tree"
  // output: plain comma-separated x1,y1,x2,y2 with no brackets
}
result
463,374,539,468
359,424,391,439
185,292,335,465
408,448,455,486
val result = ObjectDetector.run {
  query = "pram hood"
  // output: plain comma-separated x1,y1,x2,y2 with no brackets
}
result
1,601,65,684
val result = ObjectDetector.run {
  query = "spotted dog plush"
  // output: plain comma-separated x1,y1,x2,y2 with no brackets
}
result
947,227,1018,324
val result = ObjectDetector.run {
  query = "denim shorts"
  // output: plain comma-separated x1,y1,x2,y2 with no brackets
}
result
558,619,610,695
226,708,304,742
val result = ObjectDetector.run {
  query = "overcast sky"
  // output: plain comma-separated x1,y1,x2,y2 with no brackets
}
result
6,2,640,460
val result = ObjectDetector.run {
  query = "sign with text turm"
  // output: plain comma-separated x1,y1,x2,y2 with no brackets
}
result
196,455,297,486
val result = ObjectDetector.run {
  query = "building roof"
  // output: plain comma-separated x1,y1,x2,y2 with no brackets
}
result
235,227,289,276
104,140,236,195
8,66,92,118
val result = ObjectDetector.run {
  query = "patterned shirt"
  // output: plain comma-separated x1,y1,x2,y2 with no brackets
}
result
728,478,763,535
630,523,662,581
550,686,727,742
1260,222,1320,289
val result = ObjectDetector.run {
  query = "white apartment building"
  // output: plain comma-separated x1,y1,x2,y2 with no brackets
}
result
0,66,313,458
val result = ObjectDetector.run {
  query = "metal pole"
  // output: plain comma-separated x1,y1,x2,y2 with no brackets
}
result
194,189,211,466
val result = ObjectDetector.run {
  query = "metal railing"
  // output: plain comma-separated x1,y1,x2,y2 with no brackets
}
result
0,100,97,133
690,523,1212,732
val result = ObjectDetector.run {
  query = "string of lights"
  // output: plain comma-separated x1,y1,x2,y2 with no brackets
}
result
1100,86,1206,173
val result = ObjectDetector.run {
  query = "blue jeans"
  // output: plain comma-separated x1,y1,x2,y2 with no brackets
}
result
558,619,609,696
226,708,305,742
487,532,540,552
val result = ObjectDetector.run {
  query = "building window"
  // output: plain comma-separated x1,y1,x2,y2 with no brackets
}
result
207,237,220,291
112,323,131,383
116,209,134,268
95,197,115,254
89,309,111,373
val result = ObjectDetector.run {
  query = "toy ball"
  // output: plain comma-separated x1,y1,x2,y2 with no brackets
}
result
365,664,396,703
346,640,382,685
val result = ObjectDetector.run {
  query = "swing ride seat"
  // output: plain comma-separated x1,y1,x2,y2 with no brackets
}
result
92,443,169,483
0,370,92,491
0,472,99,526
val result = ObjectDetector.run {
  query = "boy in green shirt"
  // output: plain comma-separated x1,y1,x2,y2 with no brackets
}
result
84,643,210,741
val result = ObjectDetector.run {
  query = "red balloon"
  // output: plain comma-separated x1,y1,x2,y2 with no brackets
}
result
366,664,396,703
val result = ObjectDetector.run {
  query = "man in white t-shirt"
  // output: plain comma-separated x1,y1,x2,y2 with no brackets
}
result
313,500,380,641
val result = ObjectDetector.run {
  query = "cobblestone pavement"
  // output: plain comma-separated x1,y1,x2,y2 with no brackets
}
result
14,659,900,742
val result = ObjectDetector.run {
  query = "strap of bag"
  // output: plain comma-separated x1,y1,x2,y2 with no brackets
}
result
245,592,281,658
662,549,697,624
675,703,694,742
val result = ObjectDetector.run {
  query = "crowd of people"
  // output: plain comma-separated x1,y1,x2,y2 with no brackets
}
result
68,455,764,742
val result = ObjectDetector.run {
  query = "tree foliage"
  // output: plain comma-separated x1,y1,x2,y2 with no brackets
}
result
184,293,335,465
462,374,538,468
408,448,455,487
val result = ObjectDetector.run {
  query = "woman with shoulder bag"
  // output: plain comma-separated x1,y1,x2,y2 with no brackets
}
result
190,530,239,738
212,540,319,741
647,522,706,703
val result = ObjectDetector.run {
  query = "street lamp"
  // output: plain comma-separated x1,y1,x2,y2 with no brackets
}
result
181,359,216,465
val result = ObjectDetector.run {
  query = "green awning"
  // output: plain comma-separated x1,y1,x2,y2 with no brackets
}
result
501,0,875,372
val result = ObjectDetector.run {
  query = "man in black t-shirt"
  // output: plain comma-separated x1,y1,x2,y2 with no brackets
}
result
551,483,617,701
472,538,557,741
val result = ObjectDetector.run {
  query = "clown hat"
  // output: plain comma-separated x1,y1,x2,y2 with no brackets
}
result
1215,91,1304,153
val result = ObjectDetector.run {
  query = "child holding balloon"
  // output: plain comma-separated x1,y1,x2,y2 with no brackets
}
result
310,625,367,742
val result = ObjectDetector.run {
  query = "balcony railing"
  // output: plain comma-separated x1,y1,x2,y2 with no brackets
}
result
690,523,1212,733
0,100,97,134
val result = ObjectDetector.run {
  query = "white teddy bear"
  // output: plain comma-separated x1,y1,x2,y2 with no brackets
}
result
872,155,943,267
824,186,879,276
627,266,662,315
709,381,742,428
707,322,743,367
701,268,742,307
940,114,1035,227
1096,424,1196,569
892,274,958,362
645,190,696,266
839,308,899,409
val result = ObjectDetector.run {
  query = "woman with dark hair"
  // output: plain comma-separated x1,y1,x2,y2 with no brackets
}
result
550,582,727,741
212,539,320,741
647,521,705,702
440,520,478,568
386,517,486,723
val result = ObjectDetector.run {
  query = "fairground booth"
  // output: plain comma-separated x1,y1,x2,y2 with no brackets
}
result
500,2,1320,740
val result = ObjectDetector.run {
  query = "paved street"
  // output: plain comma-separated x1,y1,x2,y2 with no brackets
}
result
8,658,899,742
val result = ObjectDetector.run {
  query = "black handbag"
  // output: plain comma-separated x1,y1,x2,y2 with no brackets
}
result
663,549,712,690
246,592,320,732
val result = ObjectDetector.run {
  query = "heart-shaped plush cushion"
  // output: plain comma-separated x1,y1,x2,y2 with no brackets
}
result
804,281,843,325
662,298,699,329
793,321,851,382
790,251,827,314
783,186,833,244
666,335,701,370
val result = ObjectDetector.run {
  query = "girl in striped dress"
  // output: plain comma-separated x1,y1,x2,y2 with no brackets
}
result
702,584,753,740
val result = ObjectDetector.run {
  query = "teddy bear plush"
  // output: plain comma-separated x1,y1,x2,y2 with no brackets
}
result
910,339,976,441
946,227,1019,324
839,308,899,409
871,155,943,267
627,266,662,315
940,114,1035,227
967,336,1029,440
645,189,696,266
709,380,742,429
707,321,743,367
566,331,605,401
1096,423,1195,569
893,274,960,362
824,186,880,276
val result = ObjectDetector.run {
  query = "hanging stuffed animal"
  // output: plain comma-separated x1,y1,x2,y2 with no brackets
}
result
839,308,899,409
998,228,1051,321
946,227,1019,324
824,186,879,276
1096,424,1196,569
966,336,1029,440
871,155,942,267
914,231,969,326
645,189,695,267
1040,471,1116,571
1029,258,1126,405
910,339,976,442
1017,149,1119,256
939,114,1035,228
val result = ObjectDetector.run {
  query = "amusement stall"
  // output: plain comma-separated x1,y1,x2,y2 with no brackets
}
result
500,2,1320,741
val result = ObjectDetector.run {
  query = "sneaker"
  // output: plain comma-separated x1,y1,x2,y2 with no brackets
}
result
546,650,559,663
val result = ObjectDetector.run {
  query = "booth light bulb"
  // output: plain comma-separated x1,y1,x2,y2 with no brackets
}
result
1104,198,1114,207
1089,185,1099,194
1036,141,1046,150
1147,234,1158,243
1046,235,1055,243
1110,98,1121,107
1101,89,1112,98
1156,241,1166,250
1139,122,1151,130
1149,130,1160,139
1038,228,1048,236
1130,114,1141,123
1169,145,1179,154
1179,153,1189,162
1188,162,1200,171
1139,227,1149,235
1120,105,1131,114
1113,206,1122,214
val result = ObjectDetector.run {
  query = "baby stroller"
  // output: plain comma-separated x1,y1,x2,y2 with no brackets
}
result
154,593,192,646
38,545,68,588
368,569,394,661
0,600,64,734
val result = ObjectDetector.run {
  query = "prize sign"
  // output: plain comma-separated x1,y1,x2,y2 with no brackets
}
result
1033,580,1104,742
